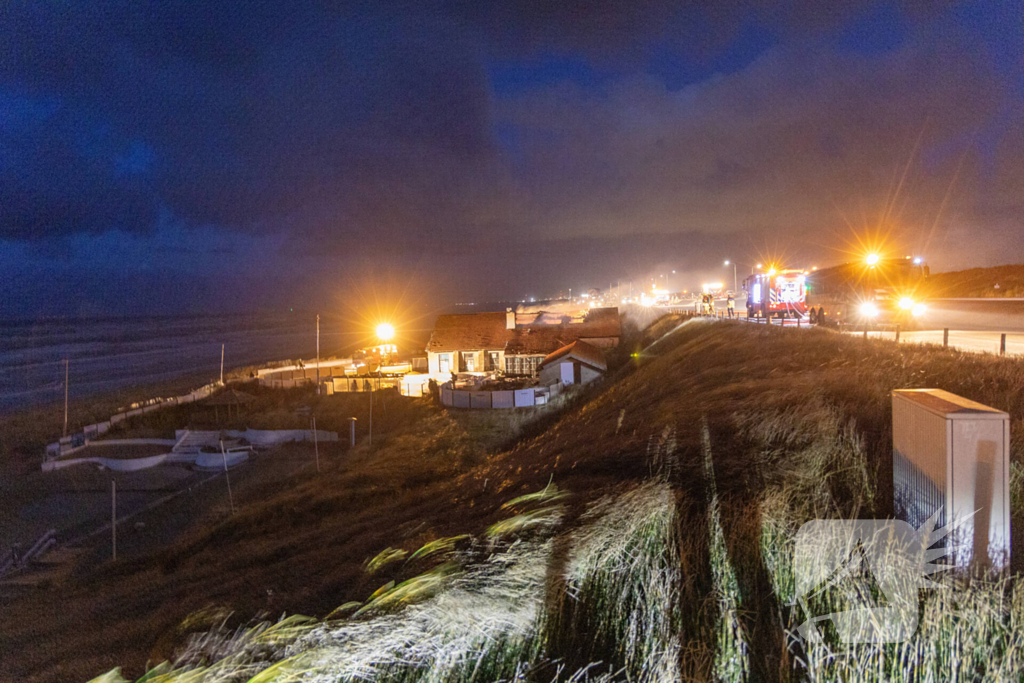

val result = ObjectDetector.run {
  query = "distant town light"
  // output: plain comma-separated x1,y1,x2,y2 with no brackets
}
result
376,323,395,342
913,257,924,265
756,263,763,269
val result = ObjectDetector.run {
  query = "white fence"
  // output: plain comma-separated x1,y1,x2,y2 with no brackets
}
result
439,382,561,409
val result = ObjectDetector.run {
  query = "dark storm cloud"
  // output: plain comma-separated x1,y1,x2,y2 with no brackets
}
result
1,0,1022,318
0,1,497,238
496,34,1010,246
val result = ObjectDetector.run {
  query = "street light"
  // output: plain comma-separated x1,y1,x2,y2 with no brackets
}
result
376,323,395,342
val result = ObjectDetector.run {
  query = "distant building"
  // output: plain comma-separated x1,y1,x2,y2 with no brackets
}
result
426,307,620,377
537,340,608,387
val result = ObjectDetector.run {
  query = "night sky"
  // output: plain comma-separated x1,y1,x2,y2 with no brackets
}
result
2,1,1022,317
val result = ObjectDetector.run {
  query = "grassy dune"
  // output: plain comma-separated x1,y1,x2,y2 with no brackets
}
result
928,264,1024,298
4,318,1024,681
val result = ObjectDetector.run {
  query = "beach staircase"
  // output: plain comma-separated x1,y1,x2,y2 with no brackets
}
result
0,530,86,589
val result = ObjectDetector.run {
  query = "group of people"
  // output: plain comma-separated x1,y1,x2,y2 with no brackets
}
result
695,293,737,318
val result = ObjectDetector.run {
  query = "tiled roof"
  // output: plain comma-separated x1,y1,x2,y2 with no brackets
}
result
426,312,512,352
427,307,621,356
538,340,608,371
504,325,577,355
506,308,621,355
574,307,621,338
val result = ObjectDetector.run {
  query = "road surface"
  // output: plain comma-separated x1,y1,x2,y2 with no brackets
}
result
919,298,1024,333
845,329,1024,357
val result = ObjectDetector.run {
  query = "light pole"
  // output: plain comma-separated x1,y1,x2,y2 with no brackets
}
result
371,323,396,447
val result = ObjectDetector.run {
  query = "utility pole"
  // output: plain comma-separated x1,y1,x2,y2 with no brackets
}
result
316,314,321,395
63,359,69,437
111,480,117,561
368,389,373,446
219,440,236,515
220,344,225,385
312,416,320,472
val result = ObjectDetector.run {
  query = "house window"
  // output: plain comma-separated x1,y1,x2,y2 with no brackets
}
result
488,351,500,371
439,353,450,373
505,355,545,376
465,353,475,372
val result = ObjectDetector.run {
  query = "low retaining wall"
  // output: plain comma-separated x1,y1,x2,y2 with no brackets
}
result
42,430,337,471
41,451,197,473
173,429,338,445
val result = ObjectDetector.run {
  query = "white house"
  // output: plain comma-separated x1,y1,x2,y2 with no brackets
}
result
537,340,608,387
426,307,620,379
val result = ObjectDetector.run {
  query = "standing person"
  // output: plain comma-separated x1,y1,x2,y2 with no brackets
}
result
726,293,736,319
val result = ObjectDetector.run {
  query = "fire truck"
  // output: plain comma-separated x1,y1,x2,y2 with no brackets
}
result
742,269,808,319
804,256,930,328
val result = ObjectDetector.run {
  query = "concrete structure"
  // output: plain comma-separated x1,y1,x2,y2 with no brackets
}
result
537,340,608,387
892,389,1010,572
426,306,620,377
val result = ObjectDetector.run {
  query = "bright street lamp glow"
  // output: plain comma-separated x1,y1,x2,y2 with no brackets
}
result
376,323,395,342
756,263,763,269
912,303,927,317
898,297,914,310
859,302,879,318
913,257,924,265
866,253,880,266
724,260,730,265
767,267,776,276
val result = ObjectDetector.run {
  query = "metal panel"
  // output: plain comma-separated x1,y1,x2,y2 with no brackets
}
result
892,389,1010,572
492,391,515,408
453,391,471,408
514,389,535,407
470,392,492,409
951,419,1010,569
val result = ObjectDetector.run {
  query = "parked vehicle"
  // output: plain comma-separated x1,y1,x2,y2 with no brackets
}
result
743,269,808,319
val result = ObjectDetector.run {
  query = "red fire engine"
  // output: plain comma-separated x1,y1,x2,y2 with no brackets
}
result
743,269,808,319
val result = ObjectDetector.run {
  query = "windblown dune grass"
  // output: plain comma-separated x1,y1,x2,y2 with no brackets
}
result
6,319,1024,682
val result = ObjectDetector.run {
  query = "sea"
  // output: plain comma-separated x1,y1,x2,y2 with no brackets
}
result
0,312,383,415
